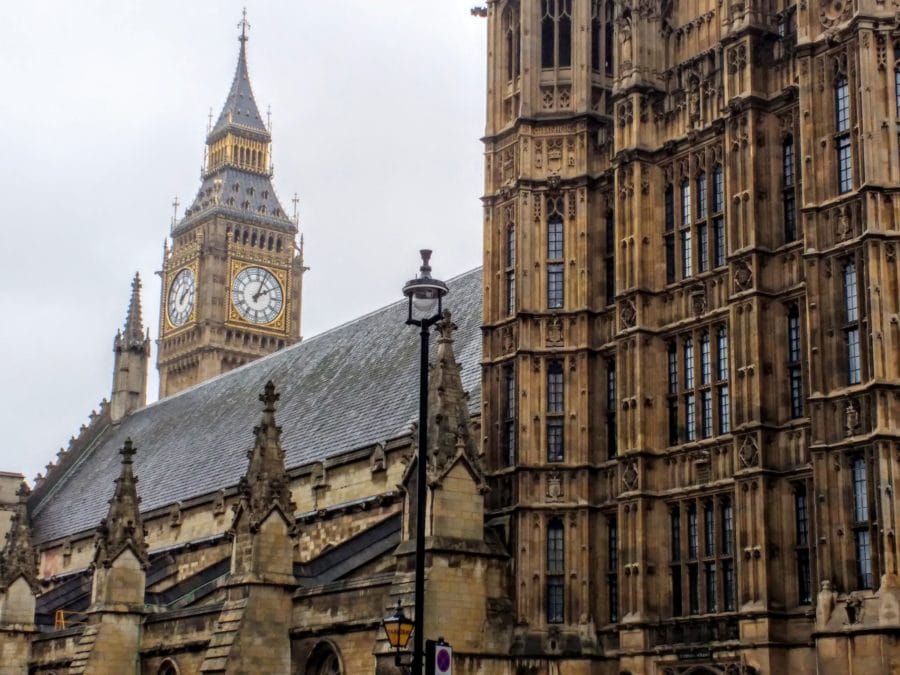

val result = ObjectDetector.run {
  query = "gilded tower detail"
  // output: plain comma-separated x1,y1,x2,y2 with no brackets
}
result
157,24,304,398
481,1,899,672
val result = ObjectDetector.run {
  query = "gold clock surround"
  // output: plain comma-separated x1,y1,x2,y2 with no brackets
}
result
226,259,290,334
163,262,199,332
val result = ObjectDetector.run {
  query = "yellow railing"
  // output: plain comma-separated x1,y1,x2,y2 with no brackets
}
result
54,609,86,630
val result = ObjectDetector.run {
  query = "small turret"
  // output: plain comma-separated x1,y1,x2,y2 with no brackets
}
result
110,273,150,423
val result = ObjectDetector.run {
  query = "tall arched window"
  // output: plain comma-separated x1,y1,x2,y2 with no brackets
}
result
712,165,726,267
506,223,516,315
547,199,564,308
665,183,676,283
605,1,615,76
783,135,797,241
503,2,521,82
680,179,693,278
541,0,572,69
894,42,900,114
835,74,852,193
546,518,565,623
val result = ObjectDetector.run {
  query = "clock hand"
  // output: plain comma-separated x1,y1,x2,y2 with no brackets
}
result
179,287,190,305
252,280,269,302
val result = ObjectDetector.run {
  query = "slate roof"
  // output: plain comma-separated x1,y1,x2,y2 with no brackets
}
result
175,167,294,234
30,268,483,545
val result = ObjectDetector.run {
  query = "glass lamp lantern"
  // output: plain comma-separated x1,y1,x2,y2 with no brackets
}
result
403,250,449,326
383,600,414,653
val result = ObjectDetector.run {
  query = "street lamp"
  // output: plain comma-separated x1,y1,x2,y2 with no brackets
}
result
400,249,448,675
382,600,414,669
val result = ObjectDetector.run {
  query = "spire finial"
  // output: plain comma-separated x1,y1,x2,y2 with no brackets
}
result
171,196,180,226
292,193,300,224
121,273,145,347
238,7,250,43
259,380,280,413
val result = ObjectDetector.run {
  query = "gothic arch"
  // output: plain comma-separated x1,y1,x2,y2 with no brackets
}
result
304,639,343,675
158,659,180,675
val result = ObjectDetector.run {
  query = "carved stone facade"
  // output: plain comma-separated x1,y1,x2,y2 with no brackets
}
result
481,0,900,673
1,3,899,675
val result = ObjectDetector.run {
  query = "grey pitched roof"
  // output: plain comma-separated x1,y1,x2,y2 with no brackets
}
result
174,167,294,234
30,268,483,545
211,38,268,136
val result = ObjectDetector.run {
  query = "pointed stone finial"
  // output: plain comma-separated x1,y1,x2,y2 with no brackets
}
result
236,382,294,530
425,312,483,478
0,482,38,589
238,7,250,43
259,379,280,412
93,438,148,568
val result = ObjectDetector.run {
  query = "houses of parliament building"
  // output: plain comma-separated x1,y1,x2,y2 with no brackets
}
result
1,1,898,673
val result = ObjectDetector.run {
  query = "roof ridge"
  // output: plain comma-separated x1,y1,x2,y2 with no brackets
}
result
144,265,482,409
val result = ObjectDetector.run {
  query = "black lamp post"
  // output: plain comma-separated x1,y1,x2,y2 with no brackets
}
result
400,249,448,675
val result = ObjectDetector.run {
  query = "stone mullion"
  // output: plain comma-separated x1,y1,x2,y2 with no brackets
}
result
857,29,890,186
876,440,900,577
520,0,540,119
865,238,896,381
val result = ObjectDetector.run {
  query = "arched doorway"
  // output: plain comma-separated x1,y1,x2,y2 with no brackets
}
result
305,640,342,675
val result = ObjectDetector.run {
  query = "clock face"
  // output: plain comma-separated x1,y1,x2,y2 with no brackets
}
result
167,268,196,327
231,266,284,324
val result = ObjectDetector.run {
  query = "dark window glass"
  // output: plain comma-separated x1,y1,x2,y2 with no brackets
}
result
856,529,873,590
697,223,709,273
688,504,698,559
700,333,711,385
688,564,700,614
547,361,564,462
558,1,571,67
541,0,555,68
604,1,614,75
844,262,861,384
701,390,713,438
836,76,852,193
697,173,708,219
672,567,683,616
838,136,853,193
668,344,678,394
684,338,695,389
852,457,869,523
607,359,617,458
895,64,900,115
548,213,564,259
795,487,809,545
713,216,726,268
788,306,803,417
704,501,715,556
712,165,724,213
671,509,682,562
836,76,850,132
716,327,729,381
547,519,565,622
718,385,731,435
722,498,734,553
685,393,696,441
723,559,735,611
605,210,615,305
783,137,795,188
783,137,797,241
503,365,516,465
705,561,717,613
547,419,564,462
682,228,693,277
590,1,601,71
547,361,564,413
681,180,691,226
548,265,564,308
797,549,812,605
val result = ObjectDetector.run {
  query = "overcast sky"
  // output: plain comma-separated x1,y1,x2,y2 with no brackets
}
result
0,1,486,484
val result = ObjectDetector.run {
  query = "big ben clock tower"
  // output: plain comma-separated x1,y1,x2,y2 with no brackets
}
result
157,15,304,398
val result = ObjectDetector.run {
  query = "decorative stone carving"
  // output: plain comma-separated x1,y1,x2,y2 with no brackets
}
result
169,502,183,527
212,489,227,516
845,400,860,437
370,443,386,473
622,460,639,491
739,434,760,468
546,316,563,347
620,300,636,328
546,472,563,502
734,260,753,292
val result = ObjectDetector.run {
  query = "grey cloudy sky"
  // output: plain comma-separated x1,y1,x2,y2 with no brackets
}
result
0,1,486,484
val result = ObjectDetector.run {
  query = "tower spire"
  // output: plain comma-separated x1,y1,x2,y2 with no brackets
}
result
122,272,145,348
111,275,150,423
209,9,267,136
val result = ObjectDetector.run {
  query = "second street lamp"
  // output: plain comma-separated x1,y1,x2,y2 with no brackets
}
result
401,249,448,675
